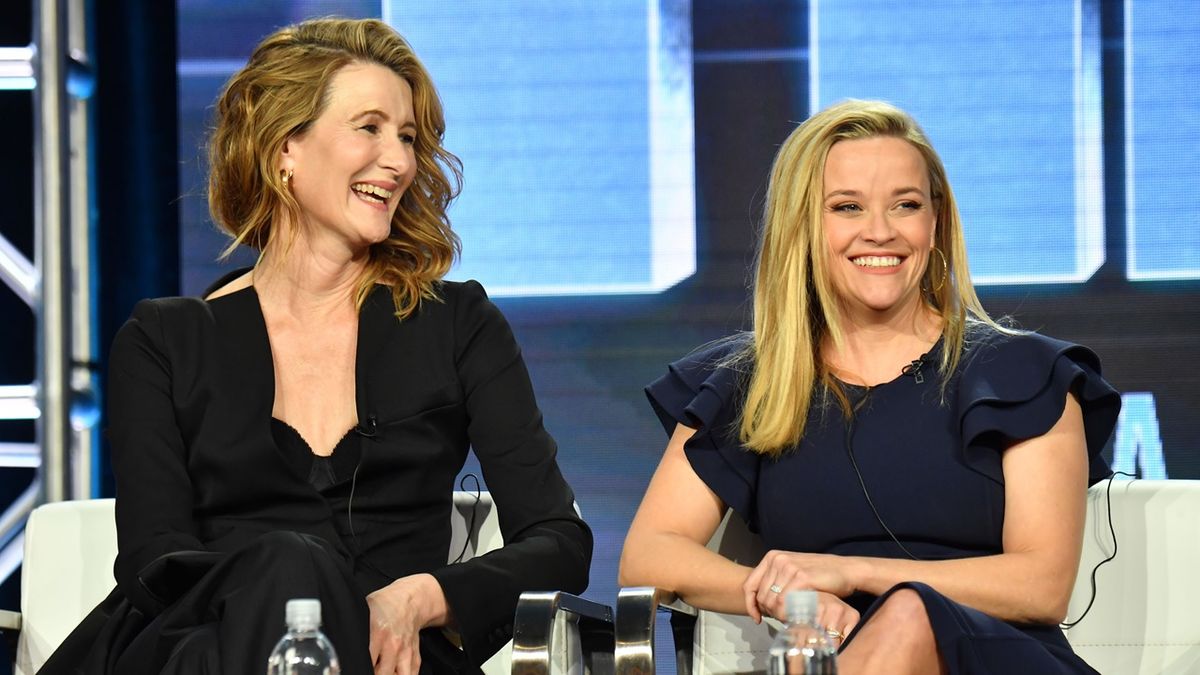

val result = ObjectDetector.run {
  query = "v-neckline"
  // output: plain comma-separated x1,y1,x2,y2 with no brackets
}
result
215,281,367,458
270,416,357,458
204,270,397,456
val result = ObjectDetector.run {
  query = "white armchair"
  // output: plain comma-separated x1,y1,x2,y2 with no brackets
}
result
615,480,1200,675
0,492,612,675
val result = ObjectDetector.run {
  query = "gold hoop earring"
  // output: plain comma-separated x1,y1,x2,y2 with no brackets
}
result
928,247,948,293
281,168,293,186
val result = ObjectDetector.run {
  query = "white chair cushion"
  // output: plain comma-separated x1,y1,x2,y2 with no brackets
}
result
1064,480,1200,674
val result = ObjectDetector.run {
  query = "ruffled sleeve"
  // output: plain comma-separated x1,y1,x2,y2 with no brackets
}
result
645,335,764,528
957,331,1121,486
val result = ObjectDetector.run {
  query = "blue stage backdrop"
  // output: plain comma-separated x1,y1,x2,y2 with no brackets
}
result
177,1,1200,669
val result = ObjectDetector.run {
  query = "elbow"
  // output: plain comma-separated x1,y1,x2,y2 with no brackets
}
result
617,560,652,589
563,522,594,594
1028,603,1069,626
1039,592,1072,626
1025,578,1074,625
616,549,639,587
617,535,654,588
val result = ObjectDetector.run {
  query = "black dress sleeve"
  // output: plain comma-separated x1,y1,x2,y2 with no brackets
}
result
644,336,763,529
108,299,212,616
427,281,593,665
956,330,1121,486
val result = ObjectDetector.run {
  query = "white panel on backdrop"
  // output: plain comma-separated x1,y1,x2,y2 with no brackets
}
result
1125,0,1200,281
384,1,696,296
811,0,1105,285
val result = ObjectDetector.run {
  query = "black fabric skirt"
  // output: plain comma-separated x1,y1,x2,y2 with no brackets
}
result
38,530,478,674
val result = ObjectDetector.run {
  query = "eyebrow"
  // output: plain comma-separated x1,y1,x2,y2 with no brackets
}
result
824,186,926,199
350,109,416,128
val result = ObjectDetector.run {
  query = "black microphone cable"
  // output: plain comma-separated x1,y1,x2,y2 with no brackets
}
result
450,473,482,564
1060,470,1135,629
345,415,484,579
843,385,923,561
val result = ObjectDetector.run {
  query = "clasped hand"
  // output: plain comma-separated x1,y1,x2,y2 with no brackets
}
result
743,550,860,640
367,573,450,675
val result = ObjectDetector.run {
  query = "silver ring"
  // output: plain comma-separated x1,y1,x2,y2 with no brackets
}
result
769,584,783,594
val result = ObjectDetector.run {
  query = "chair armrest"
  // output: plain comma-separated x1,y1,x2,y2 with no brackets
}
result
0,610,20,631
513,591,614,675
615,587,699,675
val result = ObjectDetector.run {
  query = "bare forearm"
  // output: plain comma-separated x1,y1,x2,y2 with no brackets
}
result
850,551,1076,624
619,531,752,615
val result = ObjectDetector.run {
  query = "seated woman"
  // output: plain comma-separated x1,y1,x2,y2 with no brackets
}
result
619,100,1119,674
43,17,591,675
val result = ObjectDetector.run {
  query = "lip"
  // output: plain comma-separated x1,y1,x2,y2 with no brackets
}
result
351,187,391,212
350,179,400,213
354,179,400,192
848,254,907,273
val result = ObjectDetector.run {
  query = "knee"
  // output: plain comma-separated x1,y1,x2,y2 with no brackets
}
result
238,530,346,582
160,622,220,672
876,589,928,623
871,589,934,643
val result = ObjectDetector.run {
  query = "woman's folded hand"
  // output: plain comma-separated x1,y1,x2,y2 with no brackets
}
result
743,550,861,628
367,573,450,675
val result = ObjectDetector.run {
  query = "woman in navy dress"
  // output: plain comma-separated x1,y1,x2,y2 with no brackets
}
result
619,100,1119,673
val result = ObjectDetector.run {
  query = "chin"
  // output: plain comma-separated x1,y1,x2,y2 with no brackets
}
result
360,224,394,246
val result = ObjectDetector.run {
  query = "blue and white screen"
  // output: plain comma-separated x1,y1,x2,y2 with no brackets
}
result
179,0,1200,653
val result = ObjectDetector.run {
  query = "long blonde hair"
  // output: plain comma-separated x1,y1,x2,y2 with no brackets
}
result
207,18,461,320
737,99,998,456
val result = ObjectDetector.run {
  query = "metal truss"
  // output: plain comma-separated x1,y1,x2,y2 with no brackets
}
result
0,0,96,584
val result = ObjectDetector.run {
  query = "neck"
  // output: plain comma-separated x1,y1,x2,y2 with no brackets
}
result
253,228,369,321
824,303,943,387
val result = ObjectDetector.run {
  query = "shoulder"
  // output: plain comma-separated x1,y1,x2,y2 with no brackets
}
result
665,333,753,389
119,296,214,340
109,296,216,373
422,280,519,365
955,325,1121,483
361,279,499,330
645,333,751,435
421,279,505,330
437,279,494,314
958,325,1105,389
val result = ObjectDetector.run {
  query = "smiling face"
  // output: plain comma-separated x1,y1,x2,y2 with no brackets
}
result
280,61,418,254
821,135,937,322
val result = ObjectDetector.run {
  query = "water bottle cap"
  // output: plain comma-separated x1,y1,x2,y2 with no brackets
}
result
285,598,322,630
783,590,817,622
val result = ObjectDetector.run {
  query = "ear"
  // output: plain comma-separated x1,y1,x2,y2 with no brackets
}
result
279,136,297,173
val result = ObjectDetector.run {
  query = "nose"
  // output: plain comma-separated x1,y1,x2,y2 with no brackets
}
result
378,135,413,179
861,208,897,244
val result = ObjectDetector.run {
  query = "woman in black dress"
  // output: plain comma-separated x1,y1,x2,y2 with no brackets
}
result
619,100,1119,674
44,17,591,675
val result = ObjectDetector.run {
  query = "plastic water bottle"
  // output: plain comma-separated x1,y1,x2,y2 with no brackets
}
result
767,590,838,675
267,598,342,675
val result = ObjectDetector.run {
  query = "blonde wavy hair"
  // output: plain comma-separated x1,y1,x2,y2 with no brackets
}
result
737,99,1000,456
207,17,461,319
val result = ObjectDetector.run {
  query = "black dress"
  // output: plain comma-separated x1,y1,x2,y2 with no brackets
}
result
645,328,1120,674
41,276,592,674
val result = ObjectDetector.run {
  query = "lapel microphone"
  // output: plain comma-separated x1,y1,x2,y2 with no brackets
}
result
901,358,925,384
354,414,378,438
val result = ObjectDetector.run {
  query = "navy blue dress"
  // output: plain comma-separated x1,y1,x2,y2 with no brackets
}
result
645,328,1120,674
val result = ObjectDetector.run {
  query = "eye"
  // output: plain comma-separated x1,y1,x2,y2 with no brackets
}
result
897,200,923,211
399,132,416,145
831,202,862,213
359,124,380,135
